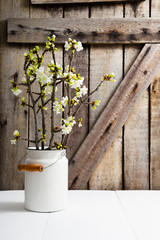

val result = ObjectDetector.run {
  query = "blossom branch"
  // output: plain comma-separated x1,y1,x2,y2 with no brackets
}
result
49,46,57,149
11,35,115,151
40,85,46,150
72,81,103,117
21,138,36,144
24,65,39,149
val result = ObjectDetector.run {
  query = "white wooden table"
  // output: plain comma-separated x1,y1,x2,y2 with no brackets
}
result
0,190,160,240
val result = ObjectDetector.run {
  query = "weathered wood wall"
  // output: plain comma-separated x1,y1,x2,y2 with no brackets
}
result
1,0,160,190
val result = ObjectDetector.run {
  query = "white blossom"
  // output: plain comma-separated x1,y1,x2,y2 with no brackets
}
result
70,78,84,89
80,85,88,95
76,91,82,98
36,66,52,86
67,116,76,125
61,96,68,107
53,101,64,114
44,85,52,95
22,74,27,83
46,67,53,77
61,116,76,135
64,41,71,51
61,125,72,135
64,39,83,52
11,88,22,96
10,139,16,144
11,130,20,145
76,85,88,98
78,122,82,127
64,71,84,89
74,40,83,52
13,130,20,137
63,71,75,79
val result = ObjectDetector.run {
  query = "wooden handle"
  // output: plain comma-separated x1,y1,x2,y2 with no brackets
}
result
18,164,44,172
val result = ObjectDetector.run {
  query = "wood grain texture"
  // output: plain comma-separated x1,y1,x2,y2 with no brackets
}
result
89,4,123,190
0,0,29,190
69,44,160,190
150,0,160,190
7,18,160,44
124,0,149,189
31,0,145,3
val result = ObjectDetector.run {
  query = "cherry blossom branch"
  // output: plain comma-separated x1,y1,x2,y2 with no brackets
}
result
49,48,57,149
25,103,33,109
72,81,103,117
67,51,75,116
40,85,46,150
11,36,115,151
21,138,36,144
24,64,39,150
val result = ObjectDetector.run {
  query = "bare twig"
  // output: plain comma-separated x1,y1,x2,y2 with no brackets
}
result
21,138,35,144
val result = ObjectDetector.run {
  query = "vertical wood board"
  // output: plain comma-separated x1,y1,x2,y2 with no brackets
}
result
0,0,29,190
150,0,160,190
89,4,123,190
64,4,89,190
124,0,149,189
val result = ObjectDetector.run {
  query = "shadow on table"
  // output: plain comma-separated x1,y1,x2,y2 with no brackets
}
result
0,202,25,212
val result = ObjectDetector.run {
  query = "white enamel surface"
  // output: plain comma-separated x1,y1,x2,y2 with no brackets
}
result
25,149,68,212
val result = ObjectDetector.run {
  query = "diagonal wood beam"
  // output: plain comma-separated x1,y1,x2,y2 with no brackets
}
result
69,44,160,190
31,0,146,4
7,18,160,44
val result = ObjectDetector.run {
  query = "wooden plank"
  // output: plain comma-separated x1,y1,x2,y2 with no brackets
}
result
7,18,160,44
31,0,145,3
150,0,160,190
124,1,149,189
64,6,89,166
69,44,160,190
0,0,29,190
89,4,123,190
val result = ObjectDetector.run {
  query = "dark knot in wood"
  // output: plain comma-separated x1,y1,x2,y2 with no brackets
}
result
70,176,78,189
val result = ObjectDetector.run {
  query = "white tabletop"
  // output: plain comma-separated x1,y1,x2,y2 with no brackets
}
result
0,190,159,240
